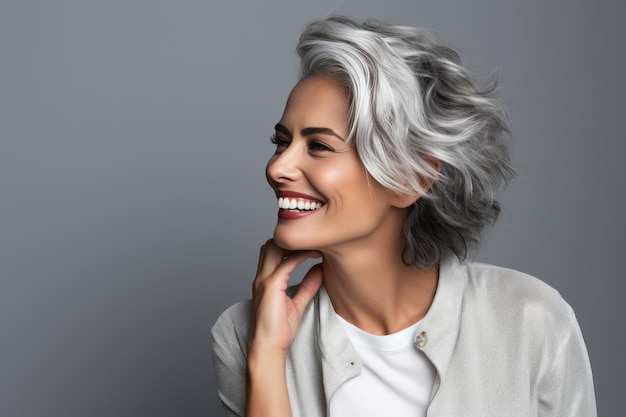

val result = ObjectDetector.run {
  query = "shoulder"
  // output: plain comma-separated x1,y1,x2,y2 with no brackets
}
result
211,300,252,349
454,261,589,364
213,300,253,329
429,260,596,414
459,264,596,414
451,262,581,345
211,300,253,379
464,262,573,317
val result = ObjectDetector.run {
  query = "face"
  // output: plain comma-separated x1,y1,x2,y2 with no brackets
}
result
266,76,410,253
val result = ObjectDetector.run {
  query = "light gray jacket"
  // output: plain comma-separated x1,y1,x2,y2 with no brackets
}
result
211,257,597,416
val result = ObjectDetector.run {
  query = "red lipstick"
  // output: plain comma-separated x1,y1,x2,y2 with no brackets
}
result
275,190,325,220
278,209,319,220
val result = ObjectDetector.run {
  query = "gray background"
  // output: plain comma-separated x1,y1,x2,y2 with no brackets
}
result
1,0,623,416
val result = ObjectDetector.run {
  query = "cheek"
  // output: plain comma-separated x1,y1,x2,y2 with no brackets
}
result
318,165,372,209
319,154,364,185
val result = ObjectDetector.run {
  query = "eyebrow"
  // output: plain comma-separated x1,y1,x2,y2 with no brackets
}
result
274,123,345,141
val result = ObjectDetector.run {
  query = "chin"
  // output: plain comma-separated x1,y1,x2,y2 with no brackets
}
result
273,230,315,251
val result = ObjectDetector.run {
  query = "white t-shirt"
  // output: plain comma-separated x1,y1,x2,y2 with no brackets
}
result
329,315,436,417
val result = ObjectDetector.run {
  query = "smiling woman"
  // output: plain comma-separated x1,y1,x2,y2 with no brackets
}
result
211,16,596,417
268,77,411,252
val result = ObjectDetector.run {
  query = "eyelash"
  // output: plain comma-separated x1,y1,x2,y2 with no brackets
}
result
270,135,288,148
269,135,334,152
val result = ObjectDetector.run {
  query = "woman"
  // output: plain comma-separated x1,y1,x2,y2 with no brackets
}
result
211,17,596,417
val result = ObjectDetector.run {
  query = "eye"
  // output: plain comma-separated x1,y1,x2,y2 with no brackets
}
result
270,135,289,152
308,141,333,152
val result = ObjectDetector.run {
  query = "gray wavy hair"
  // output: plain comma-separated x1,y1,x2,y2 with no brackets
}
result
297,17,515,268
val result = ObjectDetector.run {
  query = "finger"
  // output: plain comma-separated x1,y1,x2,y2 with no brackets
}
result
253,241,290,299
254,250,320,297
291,263,323,314
257,242,318,283
256,240,288,278
268,250,319,283
256,239,279,275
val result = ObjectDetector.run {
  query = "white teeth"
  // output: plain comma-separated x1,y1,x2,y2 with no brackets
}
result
277,197,323,211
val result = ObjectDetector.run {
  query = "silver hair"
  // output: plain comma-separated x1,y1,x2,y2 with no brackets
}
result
296,16,515,268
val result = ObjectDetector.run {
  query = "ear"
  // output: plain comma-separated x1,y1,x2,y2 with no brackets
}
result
390,190,421,209
391,155,442,209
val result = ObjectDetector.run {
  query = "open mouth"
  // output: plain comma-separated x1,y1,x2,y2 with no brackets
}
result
277,197,323,212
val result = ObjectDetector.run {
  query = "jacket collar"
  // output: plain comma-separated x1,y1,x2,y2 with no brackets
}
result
418,256,467,386
315,285,361,406
314,255,467,403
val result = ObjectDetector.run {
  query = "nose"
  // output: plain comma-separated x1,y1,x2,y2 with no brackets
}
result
266,143,303,185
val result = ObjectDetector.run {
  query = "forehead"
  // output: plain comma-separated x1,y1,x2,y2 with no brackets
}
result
280,77,350,132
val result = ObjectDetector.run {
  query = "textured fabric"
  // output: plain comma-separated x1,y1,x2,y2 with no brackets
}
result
211,257,597,417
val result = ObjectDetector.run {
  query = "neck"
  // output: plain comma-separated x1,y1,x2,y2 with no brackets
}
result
320,229,439,336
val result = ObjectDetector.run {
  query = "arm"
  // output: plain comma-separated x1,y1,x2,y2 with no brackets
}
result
211,301,251,417
245,240,323,417
538,307,597,417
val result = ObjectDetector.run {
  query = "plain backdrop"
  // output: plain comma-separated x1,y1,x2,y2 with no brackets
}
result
2,0,624,416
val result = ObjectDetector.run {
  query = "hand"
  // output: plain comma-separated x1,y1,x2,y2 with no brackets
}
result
248,239,323,355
